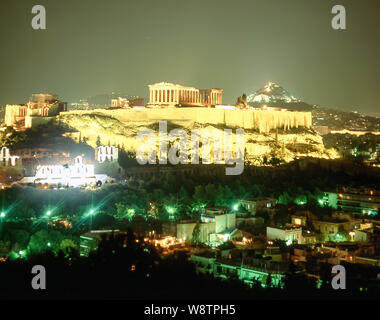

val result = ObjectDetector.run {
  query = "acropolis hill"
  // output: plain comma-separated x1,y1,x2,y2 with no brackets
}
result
62,82,312,131
3,82,339,165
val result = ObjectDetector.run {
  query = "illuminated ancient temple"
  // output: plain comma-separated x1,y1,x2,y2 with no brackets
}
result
147,82,223,107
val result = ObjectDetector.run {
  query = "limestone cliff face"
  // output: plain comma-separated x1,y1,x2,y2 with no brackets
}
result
56,110,338,165
60,108,312,133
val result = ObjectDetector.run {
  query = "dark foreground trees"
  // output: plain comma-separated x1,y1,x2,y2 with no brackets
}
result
1,231,379,300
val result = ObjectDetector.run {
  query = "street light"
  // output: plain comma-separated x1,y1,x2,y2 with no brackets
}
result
46,211,51,216
0,212,5,218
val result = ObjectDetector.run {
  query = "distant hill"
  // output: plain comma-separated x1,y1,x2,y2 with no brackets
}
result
245,82,313,111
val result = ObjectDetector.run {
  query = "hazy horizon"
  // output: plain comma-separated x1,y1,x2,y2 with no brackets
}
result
1,0,379,116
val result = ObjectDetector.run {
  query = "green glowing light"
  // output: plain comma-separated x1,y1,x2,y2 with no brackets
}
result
90,209,95,215
46,211,51,216
47,242,51,247
19,250,23,256
0,212,5,218
167,207,174,214
128,209,135,214
233,204,239,211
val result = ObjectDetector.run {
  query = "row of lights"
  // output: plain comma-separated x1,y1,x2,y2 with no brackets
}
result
0,208,96,221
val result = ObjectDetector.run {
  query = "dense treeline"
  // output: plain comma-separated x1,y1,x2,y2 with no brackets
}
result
1,232,379,300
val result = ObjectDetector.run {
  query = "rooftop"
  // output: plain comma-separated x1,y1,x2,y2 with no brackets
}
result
241,197,276,202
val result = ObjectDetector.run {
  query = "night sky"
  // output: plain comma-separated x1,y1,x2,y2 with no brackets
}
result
0,0,379,115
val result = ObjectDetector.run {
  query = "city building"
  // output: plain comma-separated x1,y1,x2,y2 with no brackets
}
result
189,252,216,275
267,226,303,244
177,210,237,246
291,215,307,226
324,187,380,216
240,197,277,215
176,220,215,243
4,94,67,129
19,155,109,188
201,208,236,234
190,253,288,288
111,97,129,108
80,230,121,256
147,82,223,108
312,218,361,242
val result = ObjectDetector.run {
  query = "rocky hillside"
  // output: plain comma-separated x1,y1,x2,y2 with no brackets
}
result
246,82,313,111
56,112,339,165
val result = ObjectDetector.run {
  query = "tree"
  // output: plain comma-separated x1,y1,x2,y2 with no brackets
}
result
27,230,49,254
16,207,35,219
193,185,207,206
116,203,136,221
205,183,218,205
5,229,30,248
96,136,101,147
49,230,64,253
266,273,272,288
60,239,78,256
192,222,201,244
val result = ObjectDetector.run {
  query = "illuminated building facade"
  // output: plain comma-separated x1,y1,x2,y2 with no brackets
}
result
111,97,129,108
201,209,236,233
177,210,237,245
4,93,67,129
22,155,108,187
147,82,223,107
189,253,287,288
240,197,277,215
291,215,307,226
324,188,380,216
267,226,303,244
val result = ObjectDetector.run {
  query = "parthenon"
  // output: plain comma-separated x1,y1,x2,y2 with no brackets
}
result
147,82,223,107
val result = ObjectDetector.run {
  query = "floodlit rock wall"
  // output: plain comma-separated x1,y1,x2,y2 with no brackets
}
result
57,108,338,165
61,108,311,132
